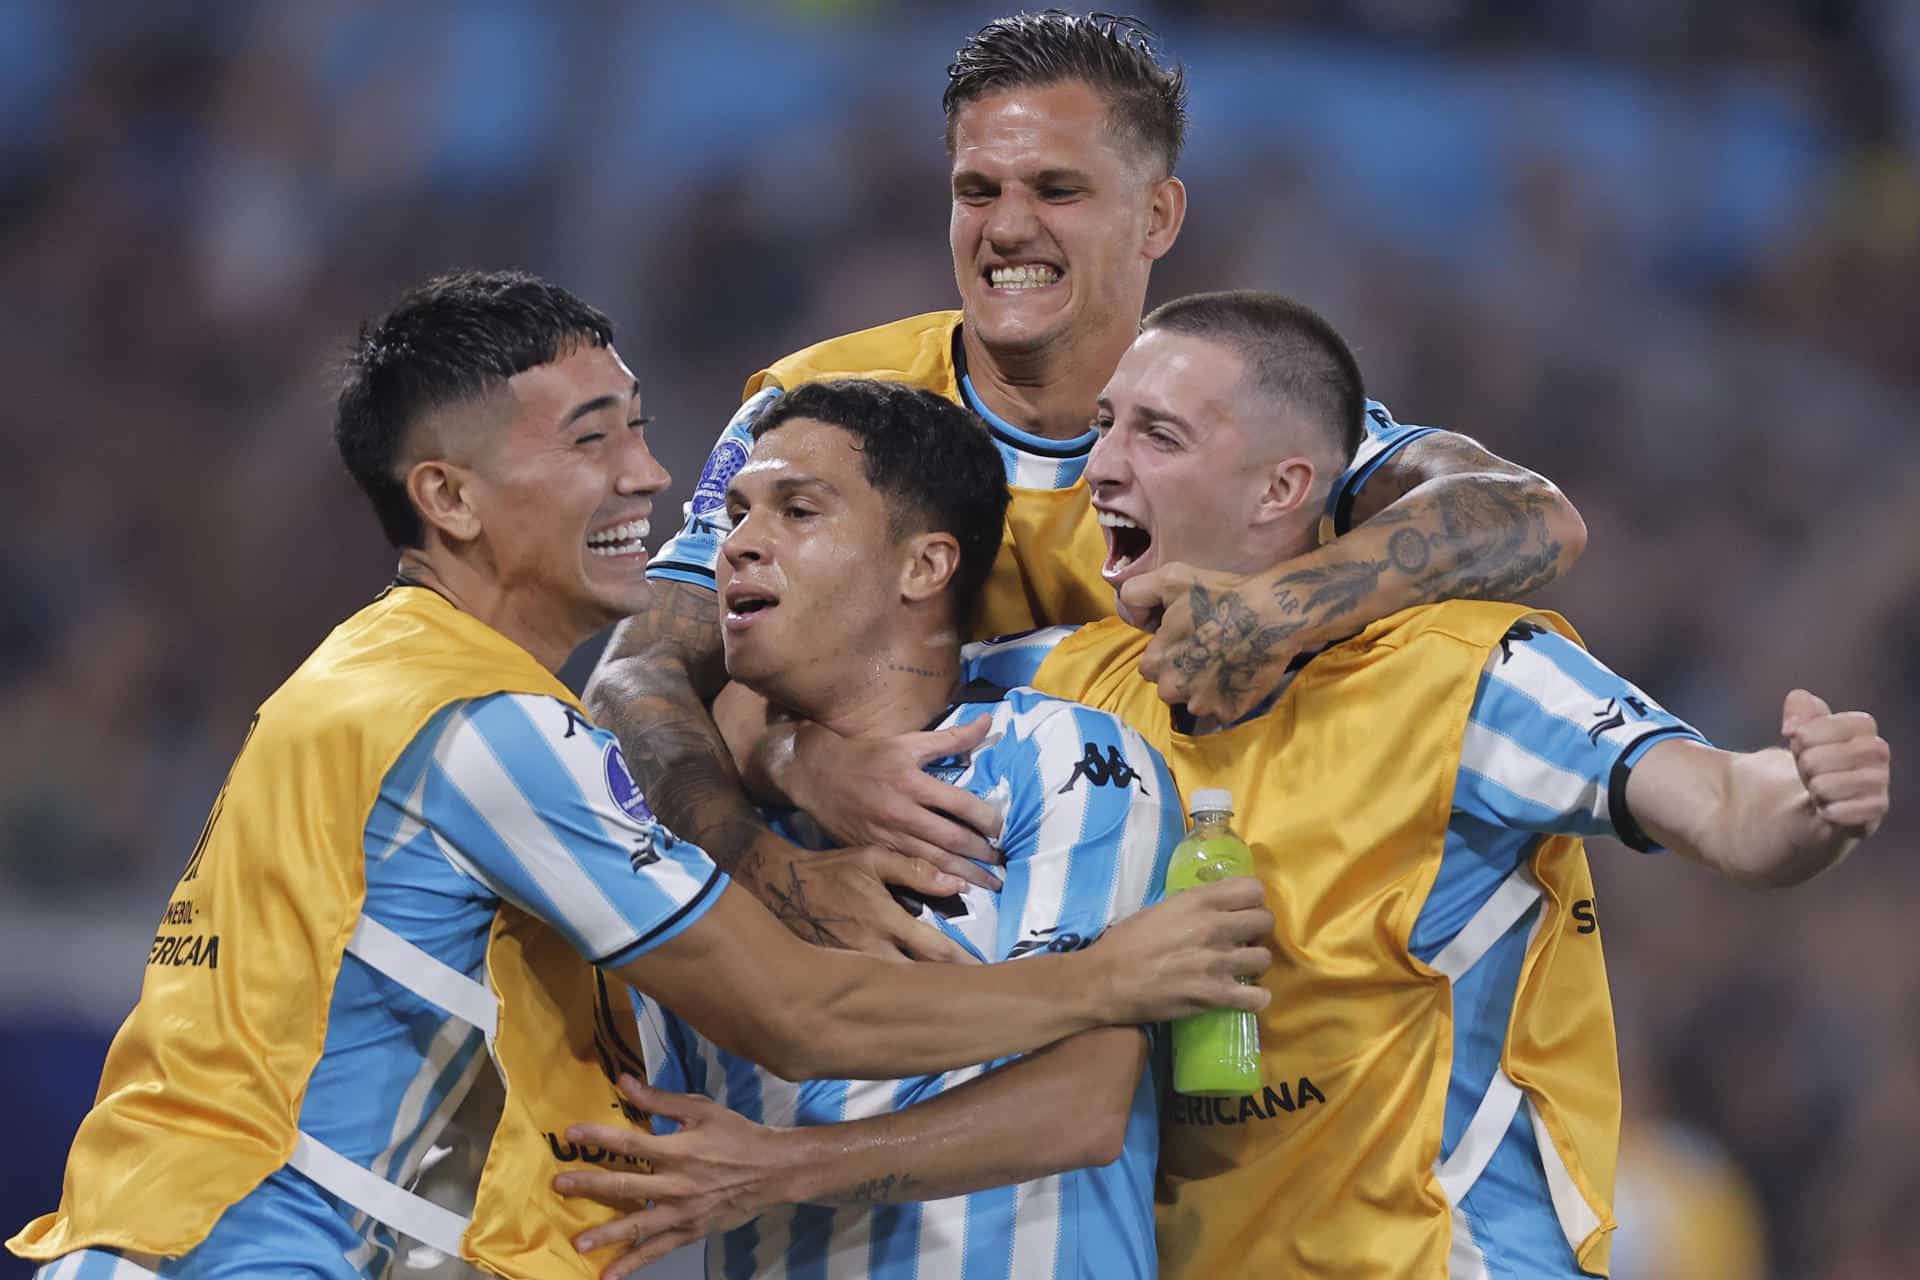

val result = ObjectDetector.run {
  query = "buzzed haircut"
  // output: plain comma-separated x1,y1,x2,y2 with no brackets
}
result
1142,290,1366,468
335,269,615,548
944,10,1188,177
751,381,1012,634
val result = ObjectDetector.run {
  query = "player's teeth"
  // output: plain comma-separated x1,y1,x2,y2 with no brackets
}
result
1097,512,1139,529
990,264,1060,288
587,518,650,548
1111,554,1134,573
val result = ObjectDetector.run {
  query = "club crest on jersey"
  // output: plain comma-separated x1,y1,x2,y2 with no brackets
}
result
603,742,654,824
690,438,749,516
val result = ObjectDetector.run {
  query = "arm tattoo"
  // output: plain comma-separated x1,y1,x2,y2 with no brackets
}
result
834,1172,922,1206
759,860,855,950
586,581,769,878
1175,584,1310,701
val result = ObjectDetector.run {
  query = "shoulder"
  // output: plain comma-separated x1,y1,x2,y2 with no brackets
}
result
960,624,1081,687
752,311,963,394
426,692,652,819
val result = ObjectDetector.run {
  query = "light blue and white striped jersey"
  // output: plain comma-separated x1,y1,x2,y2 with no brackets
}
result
962,619,1706,1278
54,693,724,1280
647,349,1428,592
636,684,1185,1280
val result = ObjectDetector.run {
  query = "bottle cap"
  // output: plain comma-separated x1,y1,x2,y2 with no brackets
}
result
1189,788,1233,816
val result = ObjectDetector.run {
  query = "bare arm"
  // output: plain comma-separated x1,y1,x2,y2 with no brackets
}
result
556,1029,1147,1274
615,877,1268,1082
1121,429,1589,720
1625,690,1890,887
586,580,762,876
589,582,969,959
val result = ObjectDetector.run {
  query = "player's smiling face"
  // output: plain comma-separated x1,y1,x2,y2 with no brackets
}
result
1086,330,1279,626
717,418,905,700
949,79,1172,360
463,344,669,640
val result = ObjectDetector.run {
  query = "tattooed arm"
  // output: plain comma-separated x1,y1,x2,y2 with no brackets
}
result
587,580,970,960
1120,430,1588,720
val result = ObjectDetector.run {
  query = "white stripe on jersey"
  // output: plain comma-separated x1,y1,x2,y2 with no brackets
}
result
363,1012,477,1213
1004,447,1071,490
432,706,645,960
1458,719,1610,828
1007,699,1094,942
1009,1174,1064,1280
1105,727,1170,922
1484,632,1664,758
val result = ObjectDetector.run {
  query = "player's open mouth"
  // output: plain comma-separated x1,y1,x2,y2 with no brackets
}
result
1099,510,1152,581
723,585,780,628
587,517,649,557
985,262,1062,291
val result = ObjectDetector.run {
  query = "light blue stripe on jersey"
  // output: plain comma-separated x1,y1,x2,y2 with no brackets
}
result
959,625,1077,690
1323,400,1441,537
83,693,726,1279
1410,624,1711,1274
959,369,1095,490
638,685,1176,1280
1455,628,1703,843
649,387,780,591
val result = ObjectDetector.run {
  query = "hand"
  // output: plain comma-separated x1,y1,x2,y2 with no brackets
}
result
783,715,1007,889
1782,689,1890,839
1119,563,1315,723
746,835,981,964
1094,878,1274,1023
556,1075,795,1280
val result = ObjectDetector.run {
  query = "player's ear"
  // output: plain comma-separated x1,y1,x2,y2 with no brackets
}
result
901,531,962,607
407,458,482,543
1143,175,1186,262
1249,455,1316,529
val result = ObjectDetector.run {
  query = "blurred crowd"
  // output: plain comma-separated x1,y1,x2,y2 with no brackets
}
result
0,3,1914,1277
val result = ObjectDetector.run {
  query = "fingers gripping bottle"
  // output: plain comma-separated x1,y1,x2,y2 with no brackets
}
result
1168,789,1263,1096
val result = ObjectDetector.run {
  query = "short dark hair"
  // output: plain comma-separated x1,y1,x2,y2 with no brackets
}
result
751,381,1011,634
335,270,615,548
945,11,1188,177
1142,290,1365,467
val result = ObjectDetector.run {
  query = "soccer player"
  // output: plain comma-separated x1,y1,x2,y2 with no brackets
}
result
587,11,1590,957
614,379,1185,1277
556,292,1890,1279
6,273,1273,1280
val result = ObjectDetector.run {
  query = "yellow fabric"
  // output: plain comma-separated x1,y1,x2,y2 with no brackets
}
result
9,586,636,1278
1029,602,1621,1278
749,309,1112,639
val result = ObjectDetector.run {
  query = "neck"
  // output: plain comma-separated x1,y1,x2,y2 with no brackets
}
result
396,549,586,674
960,320,1138,441
774,629,962,741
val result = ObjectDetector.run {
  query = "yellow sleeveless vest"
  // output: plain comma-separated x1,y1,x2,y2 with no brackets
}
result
750,310,1111,640
1029,602,1620,1278
9,587,644,1277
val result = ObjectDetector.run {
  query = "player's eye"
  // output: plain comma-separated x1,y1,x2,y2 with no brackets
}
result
574,432,606,446
785,504,816,520
1091,413,1114,433
627,415,654,431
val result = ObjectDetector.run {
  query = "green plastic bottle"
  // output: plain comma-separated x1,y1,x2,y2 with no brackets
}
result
1167,789,1263,1097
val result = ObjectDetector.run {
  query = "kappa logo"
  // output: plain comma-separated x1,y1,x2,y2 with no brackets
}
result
1057,742,1148,795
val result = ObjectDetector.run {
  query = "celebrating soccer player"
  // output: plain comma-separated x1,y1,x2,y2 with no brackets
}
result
559,291,1890,1279
6,274,1275,1280
588,11,1589,955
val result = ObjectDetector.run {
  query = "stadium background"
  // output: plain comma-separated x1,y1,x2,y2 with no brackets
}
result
0,1,1914,1277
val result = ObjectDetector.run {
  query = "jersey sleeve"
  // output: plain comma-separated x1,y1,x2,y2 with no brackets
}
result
1454,623,1709,852
646,386,785,590
958,625,1079,693
1319,400,1443,542
985,694,1184,964
416,693,727,967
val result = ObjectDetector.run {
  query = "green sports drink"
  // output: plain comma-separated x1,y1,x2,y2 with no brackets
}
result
1167,789,1263,1097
